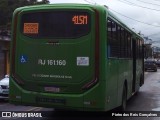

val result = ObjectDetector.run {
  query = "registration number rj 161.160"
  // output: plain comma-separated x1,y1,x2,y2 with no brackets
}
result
38,59,66,66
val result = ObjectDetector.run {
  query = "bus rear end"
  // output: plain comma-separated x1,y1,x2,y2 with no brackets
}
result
10,4,105,111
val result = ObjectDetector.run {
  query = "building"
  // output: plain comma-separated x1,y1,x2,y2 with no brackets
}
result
0,34,10,79
152,46,160,58
144,43,152,59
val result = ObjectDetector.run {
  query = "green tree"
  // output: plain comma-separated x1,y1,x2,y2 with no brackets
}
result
0,0,50,26
0,0,8,26
38,0,50,4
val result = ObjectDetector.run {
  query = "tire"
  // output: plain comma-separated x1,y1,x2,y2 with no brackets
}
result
140,74,144,87
120,86,127,111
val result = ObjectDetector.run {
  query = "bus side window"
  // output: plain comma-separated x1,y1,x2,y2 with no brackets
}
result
127,33,132,58
107,19,119,58
107,19,112,58
139,39,143,59
120,28,125,58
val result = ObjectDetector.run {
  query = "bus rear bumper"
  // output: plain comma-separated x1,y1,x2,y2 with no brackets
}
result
9,78,106,111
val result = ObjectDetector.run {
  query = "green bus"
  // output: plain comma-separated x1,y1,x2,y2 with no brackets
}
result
10,4,144,111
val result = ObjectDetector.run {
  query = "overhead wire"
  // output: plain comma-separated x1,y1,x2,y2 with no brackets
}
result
85,0,160,38
84,0,96,4
135,0,160,7
117,0,160,11
84,0,160,27
148,32,160,37
110,8,160,27
151,0,160,2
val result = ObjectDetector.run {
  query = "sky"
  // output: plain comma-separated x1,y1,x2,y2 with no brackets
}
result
49,0,160,47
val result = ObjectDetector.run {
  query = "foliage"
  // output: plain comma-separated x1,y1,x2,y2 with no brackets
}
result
0,0,50,26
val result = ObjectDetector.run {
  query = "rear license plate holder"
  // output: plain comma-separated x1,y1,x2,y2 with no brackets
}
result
36,97,66,104
44,87,60,92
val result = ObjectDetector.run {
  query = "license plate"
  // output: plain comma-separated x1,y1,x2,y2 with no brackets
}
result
36,97,66,104
44,87,60,92
148,68,152,70
2,90,9,94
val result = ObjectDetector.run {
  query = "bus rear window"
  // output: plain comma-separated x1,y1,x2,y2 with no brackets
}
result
21,11,90,38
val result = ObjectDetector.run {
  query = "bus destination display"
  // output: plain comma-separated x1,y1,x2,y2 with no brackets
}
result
72,15,88,25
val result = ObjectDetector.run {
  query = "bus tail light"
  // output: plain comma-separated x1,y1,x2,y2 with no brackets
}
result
82,78,98,90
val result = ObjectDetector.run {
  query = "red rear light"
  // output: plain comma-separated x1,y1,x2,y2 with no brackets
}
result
82,78,98,90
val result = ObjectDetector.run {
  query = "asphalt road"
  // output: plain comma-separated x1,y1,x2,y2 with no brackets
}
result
126,70,160,111
123,69,160,120
0,69,160,120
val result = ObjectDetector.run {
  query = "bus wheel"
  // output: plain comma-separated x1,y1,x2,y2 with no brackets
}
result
120,86,127,111
140,74,144,87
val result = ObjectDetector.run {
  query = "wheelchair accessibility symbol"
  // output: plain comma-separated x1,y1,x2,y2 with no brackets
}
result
20,55,28,63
